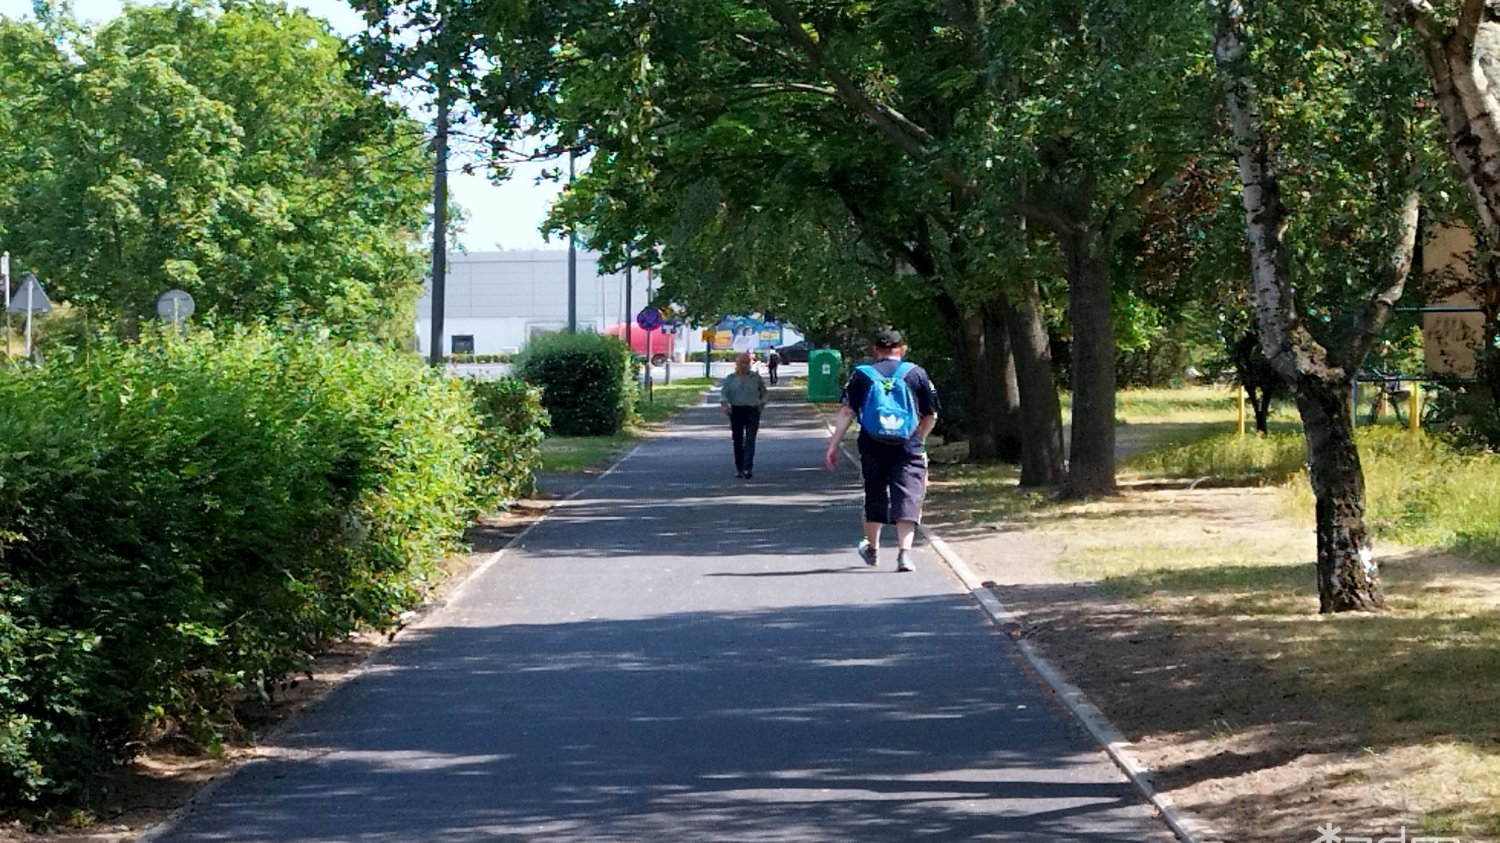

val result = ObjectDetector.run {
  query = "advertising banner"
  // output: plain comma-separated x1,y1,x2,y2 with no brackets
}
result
713,316,783,351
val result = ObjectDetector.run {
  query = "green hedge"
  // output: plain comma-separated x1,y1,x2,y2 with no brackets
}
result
687,350,740,363
0,327,544,804
466,377,549,504
446,353,513,364
513,332,634,436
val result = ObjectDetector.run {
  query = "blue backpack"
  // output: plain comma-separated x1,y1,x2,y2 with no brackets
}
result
856,362,918,443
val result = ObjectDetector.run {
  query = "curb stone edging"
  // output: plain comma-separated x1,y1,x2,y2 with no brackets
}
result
918,525,1223,843
820,414,1218,843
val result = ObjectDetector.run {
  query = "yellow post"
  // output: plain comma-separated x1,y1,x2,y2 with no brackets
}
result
1237,386,1246,437
1409,382,1420,433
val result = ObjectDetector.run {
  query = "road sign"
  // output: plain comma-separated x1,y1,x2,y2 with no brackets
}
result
636,306,663,331
7,272,50,360
156,289,196,323
6,273,50,313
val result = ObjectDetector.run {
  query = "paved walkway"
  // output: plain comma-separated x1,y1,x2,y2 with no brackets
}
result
143,391,1174,842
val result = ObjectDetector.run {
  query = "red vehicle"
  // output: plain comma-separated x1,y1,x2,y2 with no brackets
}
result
603,323,675,365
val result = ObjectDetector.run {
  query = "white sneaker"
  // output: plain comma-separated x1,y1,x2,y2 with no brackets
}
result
857,539,878,566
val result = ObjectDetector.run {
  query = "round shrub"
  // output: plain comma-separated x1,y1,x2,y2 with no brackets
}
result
466,377,548,506
513,332,634,436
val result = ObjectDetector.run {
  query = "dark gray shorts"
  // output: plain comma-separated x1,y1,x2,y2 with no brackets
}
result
859,449,928,524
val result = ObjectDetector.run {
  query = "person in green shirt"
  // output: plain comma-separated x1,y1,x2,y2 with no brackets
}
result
719,351,769,479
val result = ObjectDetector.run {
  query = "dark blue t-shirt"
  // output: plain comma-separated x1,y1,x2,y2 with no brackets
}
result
841,357,939,455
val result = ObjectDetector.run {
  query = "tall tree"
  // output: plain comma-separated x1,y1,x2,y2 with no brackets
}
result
0,3,430,341
512,0,1060,471
1389,0,1500,419
977,0,1216,495
1212,0,1433,611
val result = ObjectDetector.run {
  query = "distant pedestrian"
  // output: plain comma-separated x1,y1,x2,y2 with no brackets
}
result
720,351,768,479
766,349,781,384
822,329,939,572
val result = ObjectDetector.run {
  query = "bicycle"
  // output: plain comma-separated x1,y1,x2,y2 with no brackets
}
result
1362,371,1411,426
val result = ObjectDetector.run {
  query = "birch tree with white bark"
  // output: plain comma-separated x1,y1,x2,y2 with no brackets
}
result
1211,0,1434,611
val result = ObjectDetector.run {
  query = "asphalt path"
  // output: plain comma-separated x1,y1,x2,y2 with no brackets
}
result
144,389,1174,842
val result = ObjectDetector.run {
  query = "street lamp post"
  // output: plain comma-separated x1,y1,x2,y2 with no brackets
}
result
567,149,577,333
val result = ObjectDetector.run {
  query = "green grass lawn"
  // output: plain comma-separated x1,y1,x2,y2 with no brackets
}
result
926,385,1500,838
540,377,714,472
634,376,713,425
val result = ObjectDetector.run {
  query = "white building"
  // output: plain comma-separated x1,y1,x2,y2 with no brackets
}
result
413,249,800,359
416,249,702,357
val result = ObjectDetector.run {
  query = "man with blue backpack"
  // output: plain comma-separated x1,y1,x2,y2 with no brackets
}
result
822,328,939,572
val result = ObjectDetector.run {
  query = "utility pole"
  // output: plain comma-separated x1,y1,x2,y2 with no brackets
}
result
428,65,450,366
2,252,10,359
624,244,633,350
567,149,578,333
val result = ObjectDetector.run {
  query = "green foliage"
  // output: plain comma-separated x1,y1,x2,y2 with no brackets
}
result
447,353,513,364
686,350,740,363
0,5,429,342
0,326,540,803
465,378,548,504
513,332,635,436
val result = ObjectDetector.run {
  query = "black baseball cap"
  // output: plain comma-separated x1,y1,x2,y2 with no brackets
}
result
871,328,905,349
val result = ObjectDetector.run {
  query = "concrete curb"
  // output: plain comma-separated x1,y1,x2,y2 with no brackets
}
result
919,525,1222,843
818,414,1217,843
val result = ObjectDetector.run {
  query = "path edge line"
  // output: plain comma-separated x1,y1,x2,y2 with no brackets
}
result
919,524,1223,843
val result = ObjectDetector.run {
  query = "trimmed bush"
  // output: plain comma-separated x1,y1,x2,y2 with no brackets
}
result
687,350,740,363
466,377,549,505
446,353,513,364
513,332,634,436
0,325,544,804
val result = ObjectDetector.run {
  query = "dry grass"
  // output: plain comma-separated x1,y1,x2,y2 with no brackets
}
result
927,391,1500,841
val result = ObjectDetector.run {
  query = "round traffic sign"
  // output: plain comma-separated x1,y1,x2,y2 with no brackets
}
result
156,289,195,322
636,307,663,331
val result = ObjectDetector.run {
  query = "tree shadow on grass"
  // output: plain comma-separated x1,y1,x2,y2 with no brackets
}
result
994,551,1500,812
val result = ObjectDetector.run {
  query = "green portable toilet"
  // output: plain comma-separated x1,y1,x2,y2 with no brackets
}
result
807,348,843,402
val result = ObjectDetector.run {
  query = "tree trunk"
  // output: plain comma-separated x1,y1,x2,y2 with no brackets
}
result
1003,281,1066,486
1061,230,1118,497
1293,376,1384,612
1252,390,1272,434
960,309,1001,461
1216,0,1414,613
983,303,1024,463
934,292,1009,462
1395,0,1500,251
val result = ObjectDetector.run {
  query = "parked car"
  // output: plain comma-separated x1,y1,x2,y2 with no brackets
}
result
775,340,811,363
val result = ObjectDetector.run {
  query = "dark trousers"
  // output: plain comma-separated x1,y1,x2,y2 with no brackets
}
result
767,364,779,384
859,447,929,524
729,405,762,473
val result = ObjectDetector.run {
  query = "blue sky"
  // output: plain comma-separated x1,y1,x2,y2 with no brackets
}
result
0,0,568,252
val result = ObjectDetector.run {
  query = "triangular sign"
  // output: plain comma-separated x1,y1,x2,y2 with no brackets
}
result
6,273,51,313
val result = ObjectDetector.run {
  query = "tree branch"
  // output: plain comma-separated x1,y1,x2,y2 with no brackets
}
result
1460,0,1486,40
755,0,972,194
1388,0,1442,36
1333,191,1423,371
747,81,838,97
1102,160,1186,242
1013,200,1076,235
